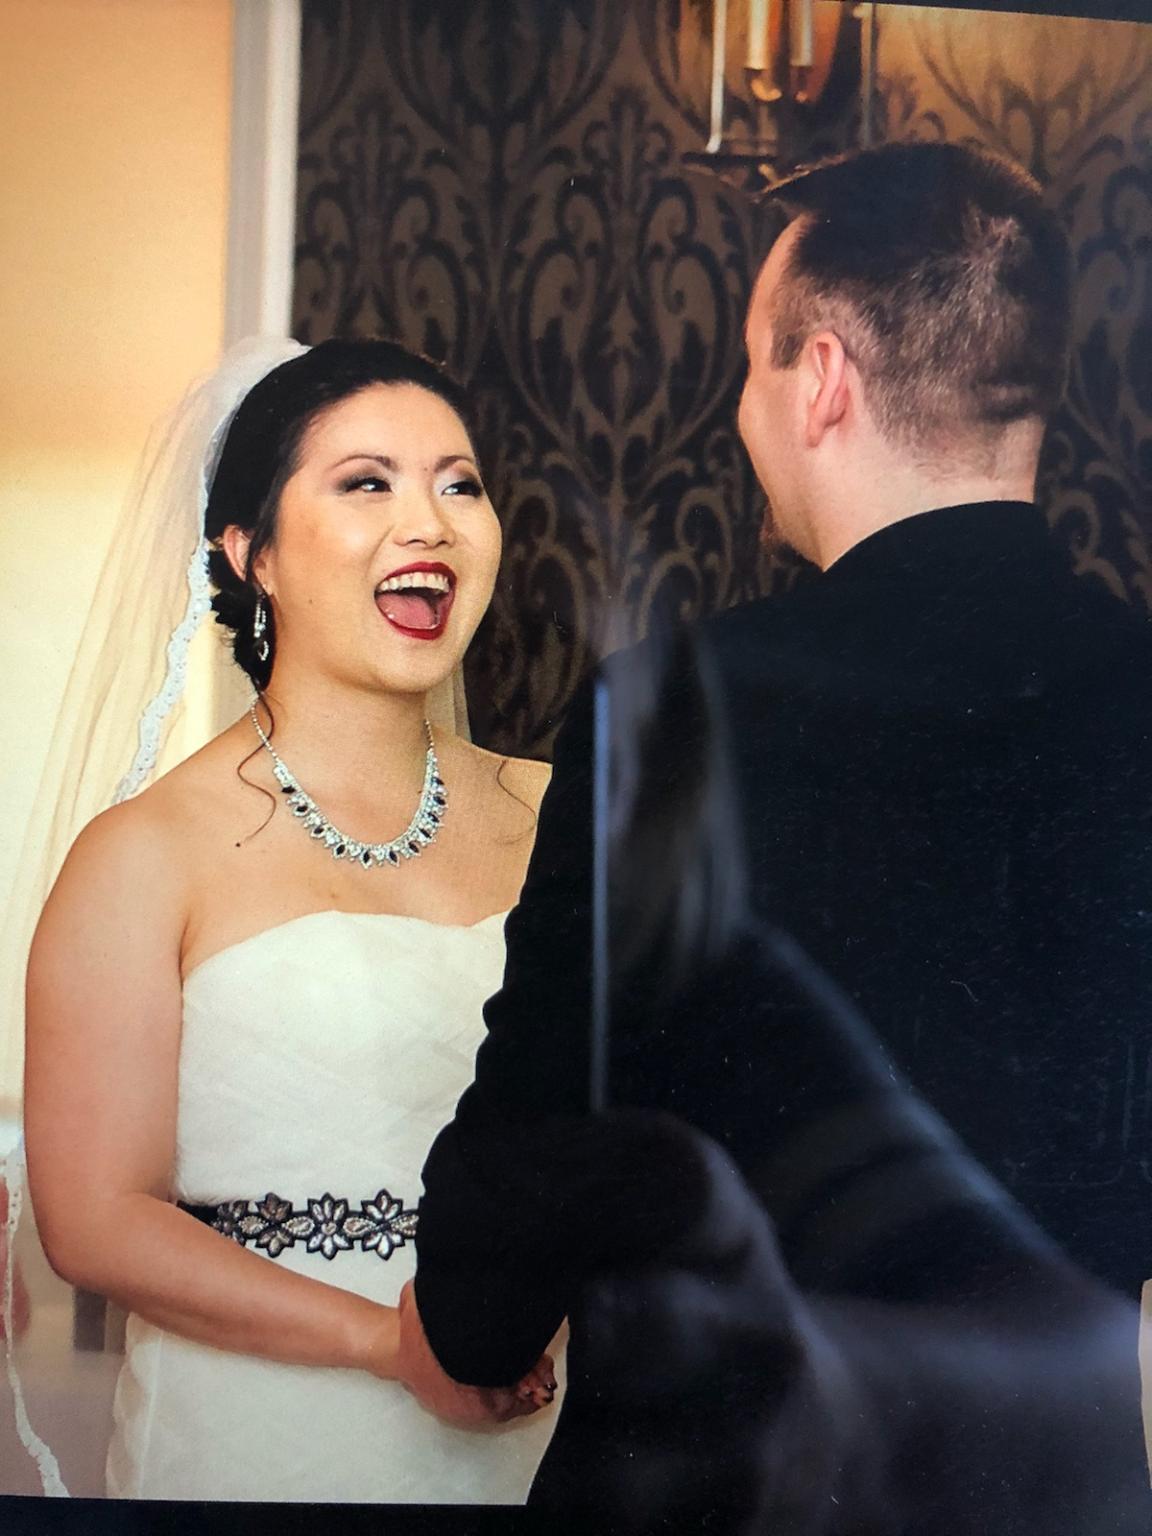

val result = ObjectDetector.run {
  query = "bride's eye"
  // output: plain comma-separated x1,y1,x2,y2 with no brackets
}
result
442,477,483,498
340,474,390,494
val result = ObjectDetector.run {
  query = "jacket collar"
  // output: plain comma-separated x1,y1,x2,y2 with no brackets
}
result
821,501,1056,591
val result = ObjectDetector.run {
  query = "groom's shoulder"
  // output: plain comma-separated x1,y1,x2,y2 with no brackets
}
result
703,584,815,648
594,585,820,698
696,583,831,688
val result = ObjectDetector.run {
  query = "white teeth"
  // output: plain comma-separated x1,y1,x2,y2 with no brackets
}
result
375,571,452,594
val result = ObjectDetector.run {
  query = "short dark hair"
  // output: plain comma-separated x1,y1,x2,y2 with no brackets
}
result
204,338,471,689
762,141,1073,449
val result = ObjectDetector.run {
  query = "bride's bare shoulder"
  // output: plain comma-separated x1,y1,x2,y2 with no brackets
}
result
56,719,256,889
455,739,552,814
498,751,552,809
39,788,188,953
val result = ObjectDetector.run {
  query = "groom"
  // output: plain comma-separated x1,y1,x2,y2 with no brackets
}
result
401,141,1152,1520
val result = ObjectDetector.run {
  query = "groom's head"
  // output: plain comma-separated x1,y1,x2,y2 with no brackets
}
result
739,141,1073,567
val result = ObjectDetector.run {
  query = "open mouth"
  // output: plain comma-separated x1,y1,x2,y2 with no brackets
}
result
374,564,456,640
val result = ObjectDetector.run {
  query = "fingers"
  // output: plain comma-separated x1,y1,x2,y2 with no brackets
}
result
528,1351,558,1393
471,1385,538,1422
514,1352,558,1411
394,1280,556,1428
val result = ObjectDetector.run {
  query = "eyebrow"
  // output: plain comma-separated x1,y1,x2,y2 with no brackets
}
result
331,452,479,474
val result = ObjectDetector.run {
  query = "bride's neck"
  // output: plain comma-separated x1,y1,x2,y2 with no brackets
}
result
256,670,432,790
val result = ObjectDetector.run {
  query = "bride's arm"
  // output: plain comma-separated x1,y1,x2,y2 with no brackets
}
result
24,801,402,1379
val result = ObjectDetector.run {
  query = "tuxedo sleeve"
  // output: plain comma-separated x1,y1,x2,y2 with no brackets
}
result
414,677,600,1386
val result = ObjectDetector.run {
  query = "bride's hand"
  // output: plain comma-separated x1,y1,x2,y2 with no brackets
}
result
513,1353,557,1411
395,1281,551,1429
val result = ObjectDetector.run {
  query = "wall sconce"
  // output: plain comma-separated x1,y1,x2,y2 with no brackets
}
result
685,1,878,188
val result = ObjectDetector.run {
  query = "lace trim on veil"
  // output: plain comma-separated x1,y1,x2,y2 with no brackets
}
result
113,539,214,806
2,341,310,1501
3,337,473,1499
4,1139,68,1497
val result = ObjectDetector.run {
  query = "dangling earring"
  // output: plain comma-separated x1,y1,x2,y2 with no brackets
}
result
253,593,270,663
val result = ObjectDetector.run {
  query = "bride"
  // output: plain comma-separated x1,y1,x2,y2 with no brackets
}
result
21,337,561,1502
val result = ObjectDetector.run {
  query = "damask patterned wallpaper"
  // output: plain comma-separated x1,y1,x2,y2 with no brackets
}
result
293,1,1152,757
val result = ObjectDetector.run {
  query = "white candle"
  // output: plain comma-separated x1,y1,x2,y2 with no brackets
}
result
747,0,770,71
791,0,814,68
707,0,729,151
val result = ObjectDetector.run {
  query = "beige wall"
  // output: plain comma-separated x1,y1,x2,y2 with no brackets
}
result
0,0,234,1108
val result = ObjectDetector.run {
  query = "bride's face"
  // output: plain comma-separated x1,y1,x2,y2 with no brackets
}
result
254,382,501,698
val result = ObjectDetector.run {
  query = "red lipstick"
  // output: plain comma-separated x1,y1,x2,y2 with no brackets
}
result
374,562,457,641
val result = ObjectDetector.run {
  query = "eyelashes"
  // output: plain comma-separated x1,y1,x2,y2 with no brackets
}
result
337,475,485,498
339,475,388,494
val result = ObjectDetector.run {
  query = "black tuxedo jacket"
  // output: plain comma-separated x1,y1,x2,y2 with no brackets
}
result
416,500,1152,1393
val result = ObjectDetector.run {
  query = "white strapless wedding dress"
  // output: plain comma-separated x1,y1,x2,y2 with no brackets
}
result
105,910,562,1502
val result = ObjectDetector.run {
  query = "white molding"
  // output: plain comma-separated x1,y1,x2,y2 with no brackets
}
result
199,0,303,735
224,0,302,344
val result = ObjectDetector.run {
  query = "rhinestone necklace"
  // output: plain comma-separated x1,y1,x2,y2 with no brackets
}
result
249,701,446,869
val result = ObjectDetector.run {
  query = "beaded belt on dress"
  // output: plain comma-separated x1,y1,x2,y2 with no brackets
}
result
178,1189,418,1261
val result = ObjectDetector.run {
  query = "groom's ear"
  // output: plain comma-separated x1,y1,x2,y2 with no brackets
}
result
802,331,851,449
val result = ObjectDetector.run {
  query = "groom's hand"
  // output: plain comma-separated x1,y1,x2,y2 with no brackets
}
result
396,1280,553,1429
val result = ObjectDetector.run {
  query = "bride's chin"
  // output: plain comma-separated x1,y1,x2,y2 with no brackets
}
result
361,617,479,696
366,653,464,700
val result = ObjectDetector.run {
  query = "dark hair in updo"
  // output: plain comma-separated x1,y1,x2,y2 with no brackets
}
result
204,338,472,690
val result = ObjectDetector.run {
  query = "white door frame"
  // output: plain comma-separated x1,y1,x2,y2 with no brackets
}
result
196,0,303,736
224,0,302,344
